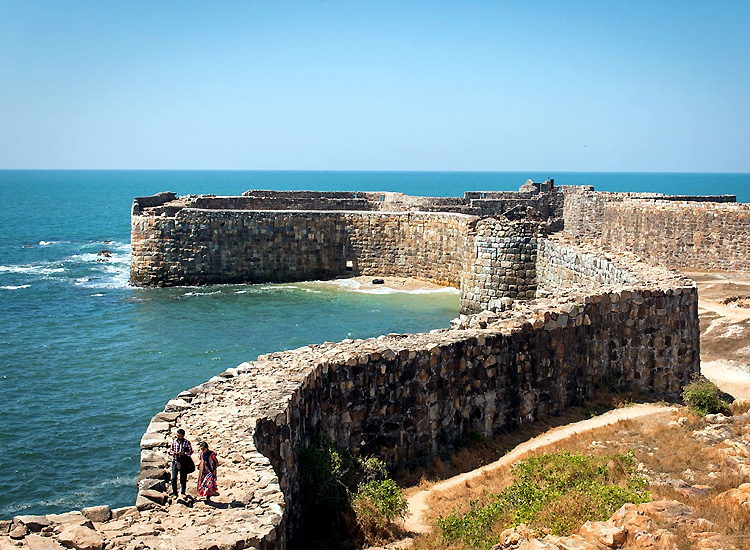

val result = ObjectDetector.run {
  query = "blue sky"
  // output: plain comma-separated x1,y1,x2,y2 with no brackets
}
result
1,1,748,171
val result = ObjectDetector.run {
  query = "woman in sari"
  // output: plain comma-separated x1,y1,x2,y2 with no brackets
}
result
196,441,220,500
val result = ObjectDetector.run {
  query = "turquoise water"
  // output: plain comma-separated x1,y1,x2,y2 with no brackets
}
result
0,170,748,517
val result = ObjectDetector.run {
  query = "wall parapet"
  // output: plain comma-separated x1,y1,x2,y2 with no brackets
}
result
563,189,750,272
126,238,698,549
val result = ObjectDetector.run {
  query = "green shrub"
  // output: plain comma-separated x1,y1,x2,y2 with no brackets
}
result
351,478,408,537
682,377,731,416
299,438,407,546
437,451,650,549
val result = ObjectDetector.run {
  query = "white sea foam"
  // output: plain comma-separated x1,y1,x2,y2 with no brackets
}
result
183,290,223,297
318,279,460,295
257,284,302,292
0,284,31,290
0,264,65,275
78,273,131,290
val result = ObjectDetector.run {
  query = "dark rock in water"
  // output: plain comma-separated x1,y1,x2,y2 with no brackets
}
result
96,249,112,263
372,278,385,284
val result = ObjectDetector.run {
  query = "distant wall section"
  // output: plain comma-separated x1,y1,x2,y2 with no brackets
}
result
131,208,475,288
562,188,749,272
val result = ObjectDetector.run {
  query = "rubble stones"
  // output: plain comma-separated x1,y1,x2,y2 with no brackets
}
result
14,516,51,532
80,507,111,524
56,525,104,550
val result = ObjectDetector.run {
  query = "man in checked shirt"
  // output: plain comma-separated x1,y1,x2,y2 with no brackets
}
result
169,428,194,498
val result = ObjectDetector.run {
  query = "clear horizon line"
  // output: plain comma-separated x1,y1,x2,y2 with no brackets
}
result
1,168,749,175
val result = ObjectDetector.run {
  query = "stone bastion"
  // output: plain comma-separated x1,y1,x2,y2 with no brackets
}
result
8,183,750,549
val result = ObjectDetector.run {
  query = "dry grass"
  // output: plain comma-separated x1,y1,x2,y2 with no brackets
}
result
396,390,643,492
407,407,750,550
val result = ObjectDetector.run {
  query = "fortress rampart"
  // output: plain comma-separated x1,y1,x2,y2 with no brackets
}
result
130,188,563,313
562,187,750,271
8,183,743,549
130,236,699,550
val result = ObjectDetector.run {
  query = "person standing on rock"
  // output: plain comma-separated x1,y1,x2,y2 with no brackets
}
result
169,428,194,499
196,441,220,501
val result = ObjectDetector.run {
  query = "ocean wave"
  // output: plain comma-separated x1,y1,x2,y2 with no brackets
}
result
259,284,300,291
0,284,31,290
0,264,65,275
38,240,69,246
183,290,223,297
75,271,131,290
317,279,460,295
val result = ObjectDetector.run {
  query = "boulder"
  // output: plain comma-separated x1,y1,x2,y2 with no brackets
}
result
140,433,167,450
138,489,167,506
554,535,596,550
145,421,170,434
151,411,180,423
15,515,51,532
518,539,561,549
135,495,158,511
0,521,10,535
80,506,110,524
110,507,138,521
137,467,168,483
25,534,67,550
138,478,166,493
45,513,92,530
140,449,167,466
579,521,626,549
56,524,104,550
164,399,191,412
9,523,28,539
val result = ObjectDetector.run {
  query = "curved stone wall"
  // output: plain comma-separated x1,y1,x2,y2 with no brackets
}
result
130,238,698,549
7,186,717,550
4,233,700,550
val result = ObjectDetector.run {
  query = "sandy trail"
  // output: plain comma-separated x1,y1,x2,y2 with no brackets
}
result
700,359,750,401
398,271,750,540
403,403,675,535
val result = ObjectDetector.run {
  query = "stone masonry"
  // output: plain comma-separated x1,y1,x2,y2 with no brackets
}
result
8,181,744,550
562,187,749,271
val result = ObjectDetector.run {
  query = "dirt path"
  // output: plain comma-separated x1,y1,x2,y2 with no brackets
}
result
402,404,675,536
398,271,750,540
686,271,750,401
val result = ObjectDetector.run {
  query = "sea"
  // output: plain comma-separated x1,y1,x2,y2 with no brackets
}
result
1,170,748,518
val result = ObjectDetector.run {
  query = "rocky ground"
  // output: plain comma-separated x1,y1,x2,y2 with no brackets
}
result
3,273,750,550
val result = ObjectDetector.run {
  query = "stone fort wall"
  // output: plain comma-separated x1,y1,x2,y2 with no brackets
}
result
130,237,698,549
130,191,560,313
7,185,734,549
562,187,750,272
131,209,474,289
